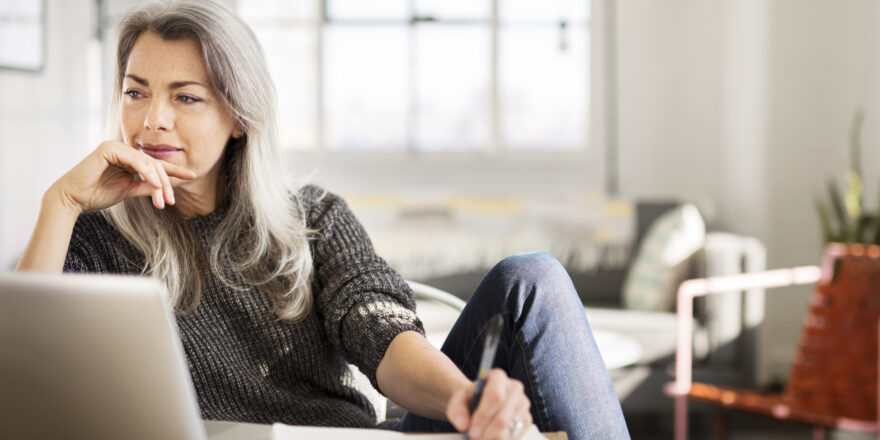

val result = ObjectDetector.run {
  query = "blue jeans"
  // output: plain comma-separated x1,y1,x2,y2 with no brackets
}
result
396,252,630,440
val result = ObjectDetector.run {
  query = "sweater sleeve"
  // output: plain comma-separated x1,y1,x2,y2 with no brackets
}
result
63,211,137,274
64,213,109,273
305,186,425,391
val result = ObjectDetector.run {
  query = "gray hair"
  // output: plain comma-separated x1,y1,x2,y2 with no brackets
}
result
105,0,316,320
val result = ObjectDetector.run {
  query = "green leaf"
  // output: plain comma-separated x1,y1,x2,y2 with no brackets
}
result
854,214,871,244
815,198,836,244
844,170,863,221
875,185,880,244
827,179,849,242
873,216,880,245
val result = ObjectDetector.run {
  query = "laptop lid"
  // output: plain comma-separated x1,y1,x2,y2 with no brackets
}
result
0,273,206,440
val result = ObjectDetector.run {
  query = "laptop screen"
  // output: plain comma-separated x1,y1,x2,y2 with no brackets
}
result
0,273,206,440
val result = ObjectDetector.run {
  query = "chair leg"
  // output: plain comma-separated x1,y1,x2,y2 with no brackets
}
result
712,411,728,440
812,426,826,440
674,396,688,440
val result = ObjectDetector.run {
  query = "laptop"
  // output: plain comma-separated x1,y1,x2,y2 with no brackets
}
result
0,272,206,440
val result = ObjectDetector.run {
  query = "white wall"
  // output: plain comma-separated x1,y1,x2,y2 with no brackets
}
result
616,0,724,218
866,1,880,205
718,0,770,242
0,0,100,270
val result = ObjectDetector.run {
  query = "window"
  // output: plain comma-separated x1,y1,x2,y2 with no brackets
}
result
0,0,45,71
239,0,591,152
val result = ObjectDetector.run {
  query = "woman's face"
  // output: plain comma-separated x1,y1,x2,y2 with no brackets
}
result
120,31,239,192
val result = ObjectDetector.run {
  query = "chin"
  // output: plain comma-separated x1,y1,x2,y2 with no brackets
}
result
170,176,194,188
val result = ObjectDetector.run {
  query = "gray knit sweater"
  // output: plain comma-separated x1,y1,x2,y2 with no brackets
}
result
63,185,425,427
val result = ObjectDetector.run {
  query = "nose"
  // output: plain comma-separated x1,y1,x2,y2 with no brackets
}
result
143,97,174,132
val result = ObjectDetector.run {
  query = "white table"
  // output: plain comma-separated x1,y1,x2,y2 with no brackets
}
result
591,328,643,370
206,421,271,440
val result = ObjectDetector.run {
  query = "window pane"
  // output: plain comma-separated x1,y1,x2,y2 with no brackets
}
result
500,28,588,150
238,0,319,21
0,21,41,70
323,26,408,150
500,0,589,24
251,27,317,151
414,0,490,21
0,0,40,16
415,26,491,151
0,0,43,70
327,0,408,21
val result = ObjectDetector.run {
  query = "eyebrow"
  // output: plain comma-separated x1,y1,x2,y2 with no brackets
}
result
124,74,207,90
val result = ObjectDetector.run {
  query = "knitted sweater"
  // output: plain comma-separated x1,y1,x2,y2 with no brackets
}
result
63,185,424,427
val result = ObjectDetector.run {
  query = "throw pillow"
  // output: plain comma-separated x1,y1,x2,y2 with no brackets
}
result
622,204,706,311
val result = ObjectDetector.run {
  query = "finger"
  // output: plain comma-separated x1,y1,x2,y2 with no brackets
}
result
145,162,165,209
124,180,163,200
155,161,175,206
159,160,197,181
479,380,524,440
103,146,163,189
446,386,474,433
469,369,509,439
123,152,164,189
101,141,195,182
512,397,533,440
152,186,165,210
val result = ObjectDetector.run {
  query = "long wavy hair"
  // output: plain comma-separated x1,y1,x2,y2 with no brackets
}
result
104,0,315,320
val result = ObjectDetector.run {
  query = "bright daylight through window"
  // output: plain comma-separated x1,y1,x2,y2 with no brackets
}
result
238,0,591,152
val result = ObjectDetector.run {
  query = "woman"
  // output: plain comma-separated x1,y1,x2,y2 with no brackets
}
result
16,1,630,439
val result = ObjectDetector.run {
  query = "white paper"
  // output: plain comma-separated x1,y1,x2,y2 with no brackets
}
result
271,423,546,439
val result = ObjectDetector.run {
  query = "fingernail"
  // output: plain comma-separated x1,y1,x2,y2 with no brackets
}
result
169,192,175,205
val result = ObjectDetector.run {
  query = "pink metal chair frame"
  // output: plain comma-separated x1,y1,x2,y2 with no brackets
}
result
664,262,880,440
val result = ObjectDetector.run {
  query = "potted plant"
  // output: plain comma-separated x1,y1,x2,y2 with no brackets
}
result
815,170,879,245
814,108,878,245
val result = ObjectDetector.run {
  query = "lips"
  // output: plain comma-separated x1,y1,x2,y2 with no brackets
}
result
139,143,183,160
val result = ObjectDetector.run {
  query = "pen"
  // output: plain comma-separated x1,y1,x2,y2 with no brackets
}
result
468,314,505,415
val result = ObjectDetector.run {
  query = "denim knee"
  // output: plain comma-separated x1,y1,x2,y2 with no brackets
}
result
480,252,579,312
490,252,564,280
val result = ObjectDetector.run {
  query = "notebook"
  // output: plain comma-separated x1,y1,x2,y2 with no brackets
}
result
0,273,205,440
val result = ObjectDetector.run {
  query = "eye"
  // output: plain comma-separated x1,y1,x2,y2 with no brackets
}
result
124,89,143,99
178,94,202,104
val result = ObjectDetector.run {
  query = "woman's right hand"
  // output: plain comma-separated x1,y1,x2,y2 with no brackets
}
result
50,140,196,214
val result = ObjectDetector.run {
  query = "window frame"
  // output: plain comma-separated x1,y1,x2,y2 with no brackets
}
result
244,0,598,155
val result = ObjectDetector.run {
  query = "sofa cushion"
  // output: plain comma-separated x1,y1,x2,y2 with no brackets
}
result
622,204,705,311
585,306,708,367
